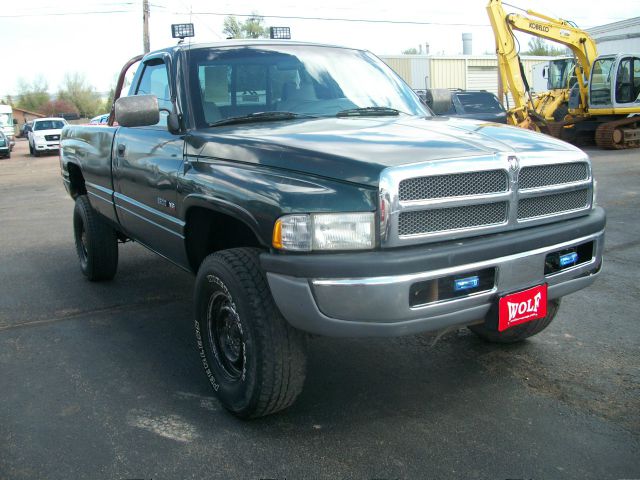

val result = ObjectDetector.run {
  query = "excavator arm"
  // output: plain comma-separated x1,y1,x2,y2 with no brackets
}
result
487,0,599,124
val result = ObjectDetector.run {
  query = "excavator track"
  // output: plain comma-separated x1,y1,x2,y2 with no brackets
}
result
595,117,640,150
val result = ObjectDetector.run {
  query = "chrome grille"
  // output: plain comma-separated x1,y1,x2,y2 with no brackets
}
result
519,162,588,189
518,189,590,220
380,153,594,248
399,202,508,236
399,170,507,201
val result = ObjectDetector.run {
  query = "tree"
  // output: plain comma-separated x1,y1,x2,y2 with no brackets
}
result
15,76,50,113
523,37,568,56
222,14,269,39
39,99,80,117
57,73,103,118
242,14,268,39
223,16,243,39
402,48,419,55
103,86,115,113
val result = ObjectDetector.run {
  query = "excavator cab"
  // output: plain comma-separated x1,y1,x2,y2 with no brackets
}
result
547,57,576,91
589,54,640,111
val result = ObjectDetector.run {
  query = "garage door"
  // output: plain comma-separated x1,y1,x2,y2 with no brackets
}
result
468,65,515,108
467,66,498,94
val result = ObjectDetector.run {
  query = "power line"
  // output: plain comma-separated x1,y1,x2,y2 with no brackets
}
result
176,0,224,40
181,11,490,27
0,7,489,27
0,10,134,18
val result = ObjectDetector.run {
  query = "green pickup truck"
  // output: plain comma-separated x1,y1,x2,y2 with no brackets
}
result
60,40,605,418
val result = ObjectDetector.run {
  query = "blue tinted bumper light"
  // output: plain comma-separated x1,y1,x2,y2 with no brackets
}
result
454,276,480,292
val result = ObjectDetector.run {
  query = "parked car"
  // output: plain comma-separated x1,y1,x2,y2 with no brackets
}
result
89,114,110,125
18,121,33,138
420,89,508,123
0,104,15,150
0,131,10,158
28,117,68,157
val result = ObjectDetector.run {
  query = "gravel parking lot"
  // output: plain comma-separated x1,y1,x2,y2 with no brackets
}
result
1,138,638,479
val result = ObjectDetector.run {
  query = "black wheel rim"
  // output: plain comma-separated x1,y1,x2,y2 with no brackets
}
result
77,219,88,267
207,288,245,381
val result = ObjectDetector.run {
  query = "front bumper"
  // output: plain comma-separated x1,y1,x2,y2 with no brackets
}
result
34,140,60,151
262,207,605,337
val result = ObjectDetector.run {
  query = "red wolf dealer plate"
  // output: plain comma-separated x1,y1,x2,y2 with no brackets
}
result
498,284,548,332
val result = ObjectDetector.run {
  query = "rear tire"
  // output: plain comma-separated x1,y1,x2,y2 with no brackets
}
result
73,195,118,281
469,299,560,343
194,248,307,419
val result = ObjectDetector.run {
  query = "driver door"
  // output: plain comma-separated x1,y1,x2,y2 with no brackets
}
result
113,55,187,265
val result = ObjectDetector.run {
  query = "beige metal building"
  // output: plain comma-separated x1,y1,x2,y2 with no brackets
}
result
379,54,550,100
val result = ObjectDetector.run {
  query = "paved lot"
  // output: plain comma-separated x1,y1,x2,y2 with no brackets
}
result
0,138,638,479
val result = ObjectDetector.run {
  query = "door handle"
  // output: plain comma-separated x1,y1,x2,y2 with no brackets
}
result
117,143,126,157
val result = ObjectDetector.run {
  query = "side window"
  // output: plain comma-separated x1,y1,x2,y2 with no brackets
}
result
615,58,633,104
136,61,171,126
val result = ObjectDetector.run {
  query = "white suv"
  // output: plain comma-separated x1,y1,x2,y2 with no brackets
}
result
29,117,68,157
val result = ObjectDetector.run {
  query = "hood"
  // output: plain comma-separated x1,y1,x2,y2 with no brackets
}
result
188,115,581,187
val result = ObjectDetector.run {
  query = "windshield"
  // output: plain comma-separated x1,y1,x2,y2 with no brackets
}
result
187,45,428,126
34,120,66,131
455,92,505,114
0,112,12,128
590,58,615,106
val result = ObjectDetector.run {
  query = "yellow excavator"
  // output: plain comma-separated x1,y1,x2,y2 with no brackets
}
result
487,0,640,149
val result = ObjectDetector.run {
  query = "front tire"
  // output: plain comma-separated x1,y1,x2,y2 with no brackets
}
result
194,248,307,419
73,195,118,281
469,299,561,343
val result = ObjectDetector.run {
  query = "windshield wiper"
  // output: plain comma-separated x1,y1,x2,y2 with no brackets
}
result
208,111,317,127
336,106,404,118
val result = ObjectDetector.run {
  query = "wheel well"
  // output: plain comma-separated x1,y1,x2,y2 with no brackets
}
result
67,163,87,198
185,207,263,272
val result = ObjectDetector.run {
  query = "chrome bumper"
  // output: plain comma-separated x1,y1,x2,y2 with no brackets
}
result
266,230,604,337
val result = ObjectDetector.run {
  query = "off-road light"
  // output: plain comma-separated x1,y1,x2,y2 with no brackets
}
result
172,23,195,40
269,27,291,39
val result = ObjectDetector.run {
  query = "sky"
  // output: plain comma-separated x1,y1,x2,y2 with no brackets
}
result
1,0,638,97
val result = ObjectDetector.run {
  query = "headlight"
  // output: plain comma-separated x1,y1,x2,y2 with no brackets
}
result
273,212,375,251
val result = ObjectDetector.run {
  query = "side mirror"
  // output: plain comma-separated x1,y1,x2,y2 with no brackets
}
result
542,67,548,79
115,94,159,127
167,112,181,134
425,89,453,115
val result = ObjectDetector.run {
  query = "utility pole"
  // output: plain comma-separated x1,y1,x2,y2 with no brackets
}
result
143,0,150,53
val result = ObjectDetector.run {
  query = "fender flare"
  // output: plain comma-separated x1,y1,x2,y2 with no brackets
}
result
180,194,268,247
